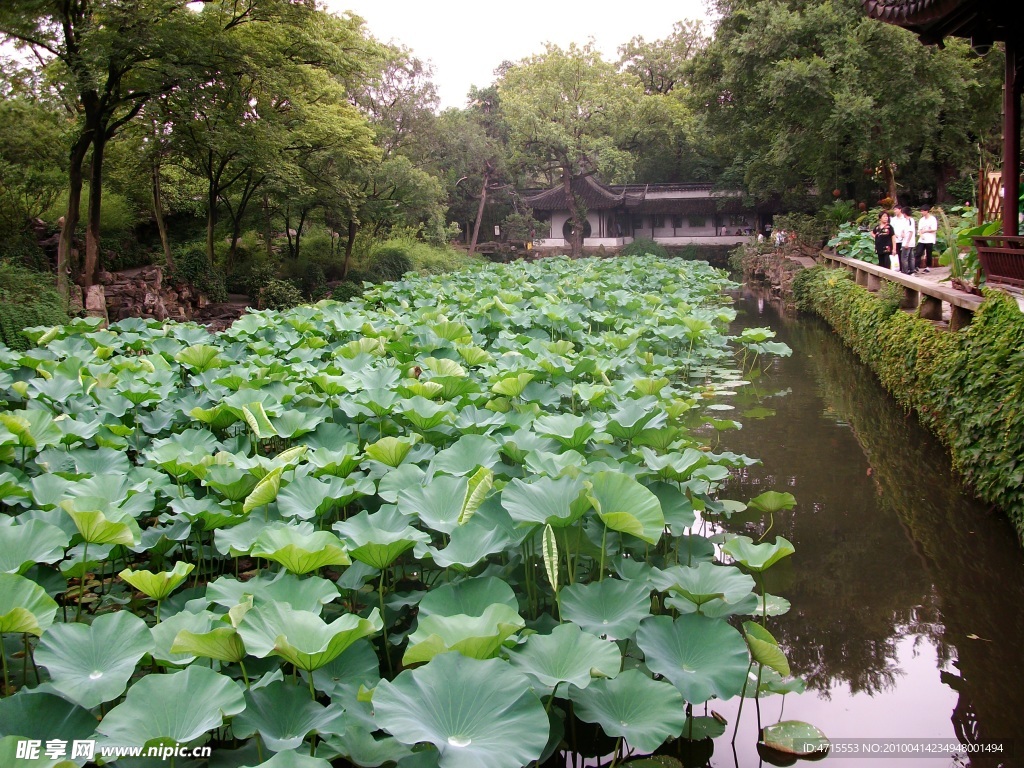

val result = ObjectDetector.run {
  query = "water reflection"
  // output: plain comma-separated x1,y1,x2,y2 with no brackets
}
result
711,288,1024,767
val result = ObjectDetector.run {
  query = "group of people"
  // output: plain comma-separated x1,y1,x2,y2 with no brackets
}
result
870,205,938,275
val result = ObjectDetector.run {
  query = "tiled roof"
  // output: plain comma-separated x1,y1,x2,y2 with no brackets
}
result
522,176,645,210
862,0,1016,44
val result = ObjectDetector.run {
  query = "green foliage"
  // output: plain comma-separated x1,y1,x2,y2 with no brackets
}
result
816,200,858,237
257,279,304,311
944,175,976,206
827,223,877,264
797,266,1024,539
620,238,670,259
330,282,363,303
774,213,829,251
168,247,227,304
367,246,413,283
0,262,68,351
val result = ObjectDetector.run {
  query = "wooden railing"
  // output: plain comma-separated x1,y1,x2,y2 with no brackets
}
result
974,235,1024,288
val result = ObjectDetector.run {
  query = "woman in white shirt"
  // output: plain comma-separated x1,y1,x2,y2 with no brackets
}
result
899,206,916,274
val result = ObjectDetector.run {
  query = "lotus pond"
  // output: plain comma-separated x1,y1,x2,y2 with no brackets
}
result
1,255,838,768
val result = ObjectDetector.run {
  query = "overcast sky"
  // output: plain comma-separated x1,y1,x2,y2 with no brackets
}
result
323,0,714,109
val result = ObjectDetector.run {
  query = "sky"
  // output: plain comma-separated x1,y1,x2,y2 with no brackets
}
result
323,0,715,109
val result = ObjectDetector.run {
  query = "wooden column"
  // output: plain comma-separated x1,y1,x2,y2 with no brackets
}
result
1005,38,1020,237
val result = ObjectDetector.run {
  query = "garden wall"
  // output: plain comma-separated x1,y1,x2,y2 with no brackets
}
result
793,265,1024,542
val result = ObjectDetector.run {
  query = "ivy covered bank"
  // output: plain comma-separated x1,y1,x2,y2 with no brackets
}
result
793,266,1024,541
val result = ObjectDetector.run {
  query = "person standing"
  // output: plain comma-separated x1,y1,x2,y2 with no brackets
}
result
871,211,895,268
916,205,937,273
891,207,907,269
898,205,917,274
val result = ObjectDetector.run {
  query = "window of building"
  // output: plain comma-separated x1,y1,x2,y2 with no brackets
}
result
688,215,706,228
729,215,748,226
652,215,666,228
672,215,683,229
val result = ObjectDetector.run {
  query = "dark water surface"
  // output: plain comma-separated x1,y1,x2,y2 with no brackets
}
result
696,288,1024,768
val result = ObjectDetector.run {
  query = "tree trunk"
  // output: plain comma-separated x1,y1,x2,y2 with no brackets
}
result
563,168,585,257
469,171,490,257
263,194,274,258
83,132,107,286
206,180,218,266
293,208,308,262
57,134,92,302
152,162,173,269
343,219,358,278
881,160,899,207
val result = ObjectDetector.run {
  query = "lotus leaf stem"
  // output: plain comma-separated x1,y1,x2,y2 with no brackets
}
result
1,635,9,696
732,658,754,744
599,523,608,582
239,659,250,689
76,541,89,622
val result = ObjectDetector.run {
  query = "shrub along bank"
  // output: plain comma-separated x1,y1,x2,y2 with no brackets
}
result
793,266,1024,541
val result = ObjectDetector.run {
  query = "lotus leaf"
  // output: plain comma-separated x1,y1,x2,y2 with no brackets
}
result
568,669,686,752
500,475,590,528
558,578,651,640
96,665,245,747
636,614,750,704
35,610,152,708
722,535,796,571
0,691,97,743
403,602,525,665
237,601,382,671
760,720,829,757
365,435,419,467
119,560,194,601
586,471,664,545
0,520,69,573
0,572,59,636
430,434,500,475
417,576,518,617
743,621,790,677
233,681,342,751
250,524,350,574
651,562,755,612
507,623,621,692
240,752,333,768
207,571,339,613
151,608,216,665
374,653,548,768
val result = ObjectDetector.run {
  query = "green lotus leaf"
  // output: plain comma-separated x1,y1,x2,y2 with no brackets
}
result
417,576,518,618
237,601,382,672
651,562,755,611
399,396,453,431
206,571,339,614
500,475,591,528
151,608,215,665
557,578,651,641
403,603,525,665
307,443,362,478
680,715,727,741
756,593,792,617
0,691,97,743
568,669,686,753
0,520,69,574
174,344,224,373
431,434,500,475
760,721,830,757
271,409,327,439
35,610,152,708
748,491,797,513
374,653,548,768
242,466,283,514
491,373,534,398
233,681,341,752
0,572,59,636
202,464,259,501
119,561,194,601
648,482,697,533
242,402,279,439
398,474,490,535
240,751,333,768
310,639,381,701
533,413,595,450
277,475,349,520
587,471,664,545
96,666,245,747
171,625,246,664
0,410,62,450
334,506,430,570
605,399,665,441
365,435,419,467
743,621,790,677
507,623,621,692
250,523,350,575
61,503,141,546
636,614,750,704
427,512,512,569
722,535,796,572
189,403,239,431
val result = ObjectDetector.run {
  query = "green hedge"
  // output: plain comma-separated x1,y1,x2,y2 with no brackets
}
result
796,265,1024,540
0,262,69,351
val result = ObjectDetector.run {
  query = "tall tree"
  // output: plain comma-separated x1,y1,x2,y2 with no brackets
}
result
690,0,1002,205
498,43,641,256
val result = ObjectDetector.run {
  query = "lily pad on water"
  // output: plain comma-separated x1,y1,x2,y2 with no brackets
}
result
373,653,549,768
759,720,830,759
568,669,686,753
96,665,245,748
636,614,750,704
35,610,153,708
558,578,651,640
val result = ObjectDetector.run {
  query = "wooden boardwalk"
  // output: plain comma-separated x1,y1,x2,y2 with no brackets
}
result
817,252,1024,329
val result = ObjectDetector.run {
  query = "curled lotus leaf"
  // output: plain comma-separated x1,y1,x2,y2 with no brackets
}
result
403,603,525,666
0,572,59,636
250,523,351,575
722,535,795,572
507,623,621,693
586,471,664,545
119,560,194,601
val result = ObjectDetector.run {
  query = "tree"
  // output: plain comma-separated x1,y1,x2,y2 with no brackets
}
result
619,20,708,96
690,0,1002,206
498,43,641,256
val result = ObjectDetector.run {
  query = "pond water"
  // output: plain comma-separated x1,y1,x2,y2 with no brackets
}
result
686,288,1024,768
